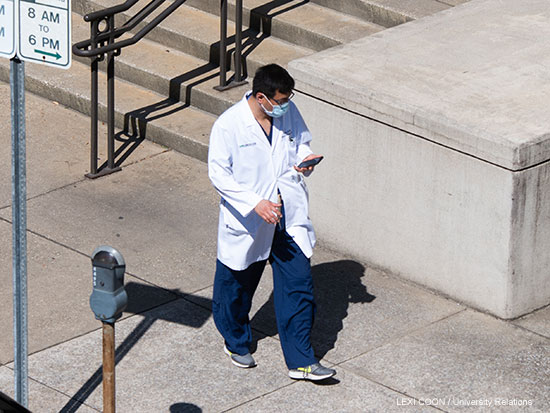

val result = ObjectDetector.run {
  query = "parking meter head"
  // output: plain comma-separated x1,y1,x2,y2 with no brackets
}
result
90,246,128,323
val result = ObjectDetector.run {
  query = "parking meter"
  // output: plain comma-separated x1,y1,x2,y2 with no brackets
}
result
90,246,128,323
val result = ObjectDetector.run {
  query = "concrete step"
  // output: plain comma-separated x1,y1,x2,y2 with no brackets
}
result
309,0,453,28
73,0,314,73
185,0,384,52
71,13,248,117
0,58,215,162
64,0,459,165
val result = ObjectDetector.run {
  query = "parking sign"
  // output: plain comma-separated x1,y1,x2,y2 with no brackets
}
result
0,0,16,58
17,0,71,68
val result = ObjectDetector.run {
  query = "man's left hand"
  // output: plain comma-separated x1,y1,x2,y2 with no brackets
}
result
294,154,323,174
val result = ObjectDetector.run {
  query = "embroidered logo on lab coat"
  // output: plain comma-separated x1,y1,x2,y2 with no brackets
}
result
239,142,257,148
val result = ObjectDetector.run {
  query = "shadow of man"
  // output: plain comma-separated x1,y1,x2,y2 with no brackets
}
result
250,260,375,360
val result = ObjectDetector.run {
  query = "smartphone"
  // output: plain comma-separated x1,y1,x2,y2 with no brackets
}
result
297,156,324,169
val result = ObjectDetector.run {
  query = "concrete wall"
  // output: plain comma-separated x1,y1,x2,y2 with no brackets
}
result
510,165,550,316
289,0,550,318
295,95,516,316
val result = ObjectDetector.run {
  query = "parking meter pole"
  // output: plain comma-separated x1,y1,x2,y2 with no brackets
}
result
102,322,116,413
90,246,127,413
10,57,28,408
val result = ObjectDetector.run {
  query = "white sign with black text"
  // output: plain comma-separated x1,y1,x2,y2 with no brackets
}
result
18,0,71,68
0,0,15,58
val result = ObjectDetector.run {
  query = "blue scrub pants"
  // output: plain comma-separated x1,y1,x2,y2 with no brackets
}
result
212,206,317,369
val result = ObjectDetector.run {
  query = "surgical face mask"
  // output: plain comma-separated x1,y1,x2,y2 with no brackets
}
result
259,94,290,118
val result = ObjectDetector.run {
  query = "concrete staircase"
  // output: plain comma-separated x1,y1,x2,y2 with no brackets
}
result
0,0,465,166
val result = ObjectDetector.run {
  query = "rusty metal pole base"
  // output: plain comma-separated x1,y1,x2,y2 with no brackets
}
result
102,322,116,413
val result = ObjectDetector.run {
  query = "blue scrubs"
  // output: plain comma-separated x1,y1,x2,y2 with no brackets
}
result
212,203,317,369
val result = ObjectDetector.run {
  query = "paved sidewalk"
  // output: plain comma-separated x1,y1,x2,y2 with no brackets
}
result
0,84,549,412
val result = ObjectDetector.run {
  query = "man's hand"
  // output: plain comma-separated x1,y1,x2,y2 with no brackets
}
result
294,154,323,174
255,199,282,224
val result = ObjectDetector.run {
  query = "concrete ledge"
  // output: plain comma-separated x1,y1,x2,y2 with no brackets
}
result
290,0,550,171
310,0,451,27
289,0,550,318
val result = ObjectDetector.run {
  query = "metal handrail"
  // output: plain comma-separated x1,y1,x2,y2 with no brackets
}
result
73,0,183,58
72,0,246,178
72,0,187,178
83,0,140,22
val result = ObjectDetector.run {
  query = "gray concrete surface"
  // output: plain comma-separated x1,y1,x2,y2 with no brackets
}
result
288,0,550,318
514,307,550,339
18,0,465,181
290,94,521,317
0,367,98,413
0,220,177,365
0,82,163,208
185,248,465,365
70,13,249,118
342,310,550,412
289,0,550,170
0,85,549,412
77,0,314,76
0,150,220,293
310,0,455,27
0,57,217,162
185,0,384,52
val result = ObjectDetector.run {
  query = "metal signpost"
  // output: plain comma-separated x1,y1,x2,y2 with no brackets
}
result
11,55,27,408
3,0,71,407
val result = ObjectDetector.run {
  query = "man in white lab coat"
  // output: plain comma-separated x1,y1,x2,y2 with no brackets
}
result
208,64,335,381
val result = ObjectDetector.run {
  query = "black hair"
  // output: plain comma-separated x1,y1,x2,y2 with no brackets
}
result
252,64,295,98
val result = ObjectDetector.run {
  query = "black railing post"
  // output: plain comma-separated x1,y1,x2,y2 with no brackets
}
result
215,0,247,91
73,0,188,178
107,51,115,170
88,20,99,178
234,0,243,83
218,0,227,88
107,15,117,172
90,59,99,176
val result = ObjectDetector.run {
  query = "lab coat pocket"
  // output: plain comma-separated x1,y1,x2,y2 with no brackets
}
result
221,200,262,235
285,135,298,167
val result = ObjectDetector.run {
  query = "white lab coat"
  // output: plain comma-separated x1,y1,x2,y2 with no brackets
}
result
208,92,316,271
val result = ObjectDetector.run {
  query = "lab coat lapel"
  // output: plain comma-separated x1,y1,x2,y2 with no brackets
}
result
271,118,283,154
240,94,272,151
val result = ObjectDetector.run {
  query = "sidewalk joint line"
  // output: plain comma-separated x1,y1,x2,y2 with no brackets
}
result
221,381,298,412
508,322,550,341
0,148,172,213
1,323,105,369
2,295,183,366
330,308,467,366
2,366,102,412
25,177,88,204
336,365,449,413
29,229,91,259
507,302,550,321
123,269,215,313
